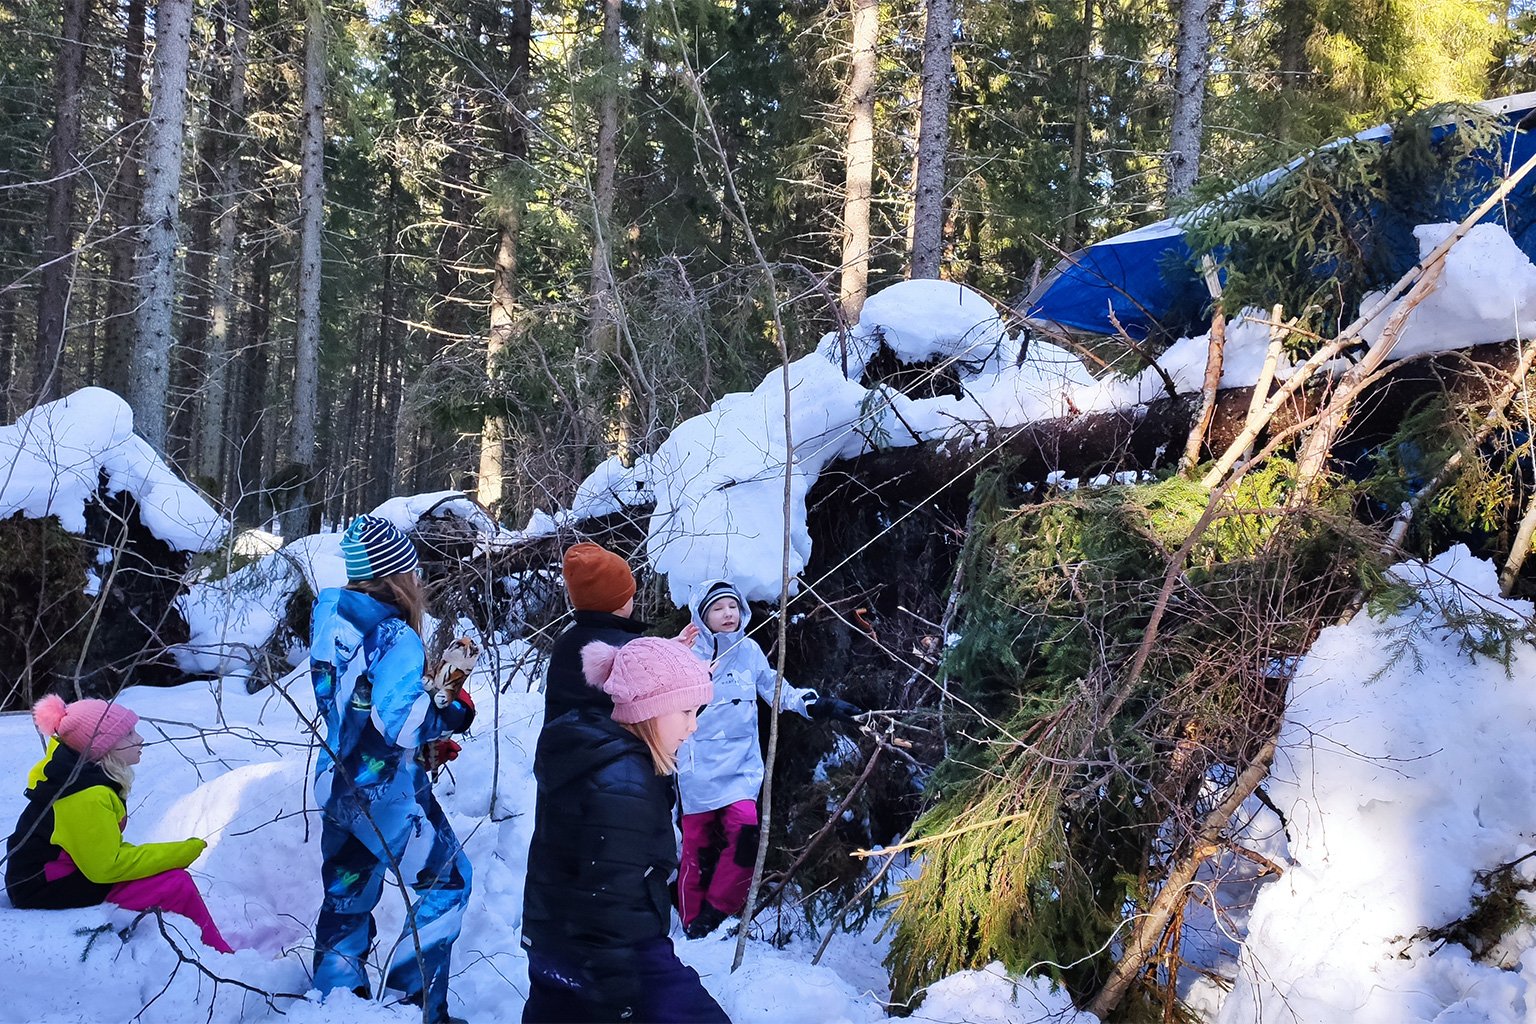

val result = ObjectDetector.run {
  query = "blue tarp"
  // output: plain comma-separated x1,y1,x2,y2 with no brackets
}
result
1023,92,1536,341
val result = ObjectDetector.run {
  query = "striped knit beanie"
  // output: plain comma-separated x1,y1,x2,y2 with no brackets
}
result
341,515,420,581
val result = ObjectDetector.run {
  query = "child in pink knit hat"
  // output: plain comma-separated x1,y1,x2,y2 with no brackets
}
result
4,695,233,953
520,637,729,1023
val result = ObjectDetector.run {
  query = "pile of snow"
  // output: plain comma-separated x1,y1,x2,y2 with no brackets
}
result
1360,222,1536,356
0,387,225,551
911,963,1096,1024
1213,545,1536,1023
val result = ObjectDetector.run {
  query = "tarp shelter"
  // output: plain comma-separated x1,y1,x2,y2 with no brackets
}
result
1023,92,1536,341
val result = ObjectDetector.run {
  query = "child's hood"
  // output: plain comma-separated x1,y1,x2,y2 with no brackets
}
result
688,578,754,660
26,737,118,800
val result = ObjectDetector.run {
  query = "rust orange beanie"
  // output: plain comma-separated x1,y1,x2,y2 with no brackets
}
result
562,542,637,613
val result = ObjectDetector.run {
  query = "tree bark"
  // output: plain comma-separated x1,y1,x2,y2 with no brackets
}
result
230,198,273,522
128,0,195,451
196,0,251,490
33,0,92,404
1063,0,1094,248
283,0,325,538
586,0,622,355
1167,0,1214,201
478,0,531,511
910,0,956,279
102,0,147,398
838,0,879,320
1273,0,1313,137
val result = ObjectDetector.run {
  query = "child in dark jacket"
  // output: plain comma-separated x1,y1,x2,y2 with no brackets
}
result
521,637,730,1024
542,542,649,722
4,695,233,953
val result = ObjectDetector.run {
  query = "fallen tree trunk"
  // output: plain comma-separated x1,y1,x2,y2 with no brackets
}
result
828,339,1531,501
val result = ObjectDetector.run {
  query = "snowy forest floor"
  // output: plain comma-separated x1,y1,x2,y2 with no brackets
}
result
4,546,1536,1023
0,645,1079,1024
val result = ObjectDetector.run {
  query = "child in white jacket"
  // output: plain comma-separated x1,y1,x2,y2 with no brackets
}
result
675,579,861,939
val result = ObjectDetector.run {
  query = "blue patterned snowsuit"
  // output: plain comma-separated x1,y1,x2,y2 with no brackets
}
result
309,588,474,1019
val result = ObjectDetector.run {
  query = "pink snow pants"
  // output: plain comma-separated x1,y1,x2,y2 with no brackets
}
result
678,799,758,926
107,869,234,953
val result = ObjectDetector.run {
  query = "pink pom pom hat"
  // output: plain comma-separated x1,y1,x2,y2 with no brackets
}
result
581,637,712,724
32,694,140,761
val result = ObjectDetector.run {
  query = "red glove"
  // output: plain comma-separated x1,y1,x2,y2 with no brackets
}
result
457,687,475,712
418,738,461,774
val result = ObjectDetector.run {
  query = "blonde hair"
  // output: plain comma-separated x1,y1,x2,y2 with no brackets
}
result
348,571,427,635
95,749,135,796
622,719,678,776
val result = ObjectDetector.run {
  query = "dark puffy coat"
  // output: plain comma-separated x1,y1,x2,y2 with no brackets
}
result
5,741,120,908
543,611,650,721
521,708,676,992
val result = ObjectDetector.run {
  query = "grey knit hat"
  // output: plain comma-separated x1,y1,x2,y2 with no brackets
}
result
341,515,420,581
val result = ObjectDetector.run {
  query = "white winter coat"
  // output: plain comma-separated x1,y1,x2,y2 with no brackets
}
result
675,580,819,815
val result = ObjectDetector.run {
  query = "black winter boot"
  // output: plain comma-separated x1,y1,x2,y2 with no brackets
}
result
684,901,729,940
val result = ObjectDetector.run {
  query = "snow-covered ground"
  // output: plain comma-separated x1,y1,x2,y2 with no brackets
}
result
4,545,1535,1023
1209,547,1536,1024
0,648,1088,1024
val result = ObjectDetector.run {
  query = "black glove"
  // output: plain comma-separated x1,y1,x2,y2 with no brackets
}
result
807,696,863,722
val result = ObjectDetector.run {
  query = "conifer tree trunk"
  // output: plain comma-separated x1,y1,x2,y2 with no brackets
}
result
33,0,91,404
910,0,955,279
838,0,879,321
478,0,532,510
196,0,251,489
102,0,147,398
129,0,195,451
230,202,272,521
173,65,221,462
1167,0,1214,201
1063,0,1094,248
0,293,17,420
586,0,621,354
1274,0,1313,137
284,0,325,537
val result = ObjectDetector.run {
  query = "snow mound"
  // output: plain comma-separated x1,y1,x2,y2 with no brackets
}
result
816,279,1014,377
1219,544,1536,1024
910,961,1095,1023
1360,222,1536,356
0,386,225,551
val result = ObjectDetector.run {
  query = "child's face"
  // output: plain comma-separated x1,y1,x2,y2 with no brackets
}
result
112,730,144,766
655,707,699,756
703,596,740,633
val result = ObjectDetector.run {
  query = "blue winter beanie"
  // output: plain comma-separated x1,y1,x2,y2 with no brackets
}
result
341,515,420,581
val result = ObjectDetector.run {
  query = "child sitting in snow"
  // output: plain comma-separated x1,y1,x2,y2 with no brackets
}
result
675,579,863,940
521,637,729,1023
3,695,234,953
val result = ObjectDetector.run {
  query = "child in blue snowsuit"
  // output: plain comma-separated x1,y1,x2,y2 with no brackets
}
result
309,515,477,1022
